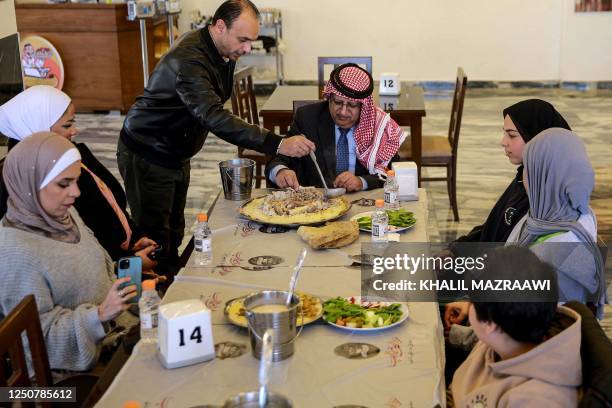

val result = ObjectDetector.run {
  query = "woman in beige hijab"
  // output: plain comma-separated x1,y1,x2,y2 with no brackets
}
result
0,132,138,372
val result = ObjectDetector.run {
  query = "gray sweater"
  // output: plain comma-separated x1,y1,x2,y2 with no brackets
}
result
0,209,116,371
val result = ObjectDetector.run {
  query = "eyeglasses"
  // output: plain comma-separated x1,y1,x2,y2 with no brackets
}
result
329,96,362,111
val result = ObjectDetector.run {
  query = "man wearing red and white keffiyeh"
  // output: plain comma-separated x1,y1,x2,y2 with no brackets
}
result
323,63,406,177
266,63,405,192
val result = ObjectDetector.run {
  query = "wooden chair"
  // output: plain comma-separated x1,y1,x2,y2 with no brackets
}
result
317,56,373,96
0,156,7,218
292,99,320,114
0,295,53,392
565,301,612,408
399,67,467,221
230,66,266,188
0,295,98,407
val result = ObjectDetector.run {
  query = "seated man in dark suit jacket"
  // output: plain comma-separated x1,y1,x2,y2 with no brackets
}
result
266,63,405,192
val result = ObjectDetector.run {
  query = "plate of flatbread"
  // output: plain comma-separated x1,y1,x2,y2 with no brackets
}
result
239,188,351,227
297,220,359,249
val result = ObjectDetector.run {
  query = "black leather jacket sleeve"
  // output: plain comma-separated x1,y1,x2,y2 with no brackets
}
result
265,116,308,186
176,60,282,155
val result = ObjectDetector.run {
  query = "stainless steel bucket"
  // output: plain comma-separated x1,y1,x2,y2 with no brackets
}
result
243,291,300,362
222,391,292,408
219,158,255,200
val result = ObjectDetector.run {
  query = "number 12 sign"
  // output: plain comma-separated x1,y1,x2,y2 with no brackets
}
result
158,299,215,369
379,72,401,96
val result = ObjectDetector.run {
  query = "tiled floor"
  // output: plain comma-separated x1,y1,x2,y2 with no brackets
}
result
5,86,611,335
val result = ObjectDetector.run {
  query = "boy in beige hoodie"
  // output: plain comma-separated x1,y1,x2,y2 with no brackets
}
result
449,247,582,407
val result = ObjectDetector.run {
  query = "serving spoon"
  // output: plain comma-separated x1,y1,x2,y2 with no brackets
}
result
258,330,273,407
286,248,307,307
308,151,346,198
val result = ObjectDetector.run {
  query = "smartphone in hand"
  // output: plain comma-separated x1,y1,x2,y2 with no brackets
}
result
149,245,164,261
118,256,142,303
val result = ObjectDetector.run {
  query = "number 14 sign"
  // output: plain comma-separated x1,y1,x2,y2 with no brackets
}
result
158,299,216,369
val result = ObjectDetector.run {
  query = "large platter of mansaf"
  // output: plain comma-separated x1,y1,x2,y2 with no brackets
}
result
239,187,351,226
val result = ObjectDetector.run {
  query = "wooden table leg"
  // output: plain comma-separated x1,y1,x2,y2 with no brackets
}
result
411,118,422,187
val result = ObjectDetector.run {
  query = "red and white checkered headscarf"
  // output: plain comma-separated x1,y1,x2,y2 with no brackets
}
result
323,64,405,176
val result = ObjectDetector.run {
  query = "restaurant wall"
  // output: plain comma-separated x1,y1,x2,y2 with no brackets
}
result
560,0,612,81
178,0,612,82
0,0,18,38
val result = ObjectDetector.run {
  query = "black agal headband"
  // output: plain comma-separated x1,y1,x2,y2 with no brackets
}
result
329,63,374,100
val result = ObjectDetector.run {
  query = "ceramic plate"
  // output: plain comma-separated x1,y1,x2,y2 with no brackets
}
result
323,296,409,332
351,210,416,233
224,292,323,328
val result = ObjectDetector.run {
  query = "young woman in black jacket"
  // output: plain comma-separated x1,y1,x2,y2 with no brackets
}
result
445,99,572,329
453,99,572,244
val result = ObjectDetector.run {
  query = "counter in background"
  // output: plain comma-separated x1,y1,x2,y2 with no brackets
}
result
15,3,172,113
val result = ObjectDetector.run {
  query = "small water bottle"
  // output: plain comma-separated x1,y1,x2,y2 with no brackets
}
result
194,213,212,266
139,279,161,344
384,170,399,210
371,199,388,242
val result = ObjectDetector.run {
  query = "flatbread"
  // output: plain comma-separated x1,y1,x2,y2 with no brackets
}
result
297,221,359,249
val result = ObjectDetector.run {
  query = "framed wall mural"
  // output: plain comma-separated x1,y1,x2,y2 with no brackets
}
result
575,0,611,12
19,35,64,90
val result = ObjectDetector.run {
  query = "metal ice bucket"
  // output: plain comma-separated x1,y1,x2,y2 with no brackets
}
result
219,158,255,200
222,391,292,408
243,290,300,362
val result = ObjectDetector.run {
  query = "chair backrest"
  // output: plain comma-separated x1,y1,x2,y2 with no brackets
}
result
230,66,259,126
0,295,53,389
317,56,373,92
564,301,612,408
447,67,468,157
292,99,320,114
0,156,7,219
597,235,607,267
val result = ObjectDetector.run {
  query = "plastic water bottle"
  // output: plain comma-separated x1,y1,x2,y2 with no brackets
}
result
194,213,212,266
139,279,161,344
371,199,388,242
384,170,399,210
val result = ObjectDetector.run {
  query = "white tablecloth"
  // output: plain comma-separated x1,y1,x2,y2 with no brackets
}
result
178,188,429,282
95,188,446,407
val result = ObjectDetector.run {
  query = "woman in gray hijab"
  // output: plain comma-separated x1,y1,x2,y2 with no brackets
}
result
506,128,606,318
0,132,138,372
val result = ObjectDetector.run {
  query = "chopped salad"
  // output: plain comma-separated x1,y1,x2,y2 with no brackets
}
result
356,208,416,231
323,297,403,329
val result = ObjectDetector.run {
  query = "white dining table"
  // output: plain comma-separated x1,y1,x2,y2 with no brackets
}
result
95,188,446,408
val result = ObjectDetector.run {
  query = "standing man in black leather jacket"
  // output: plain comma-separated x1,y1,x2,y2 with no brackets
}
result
117,0,314,275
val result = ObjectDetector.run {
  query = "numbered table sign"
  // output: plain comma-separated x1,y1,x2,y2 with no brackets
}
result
379,95,400,112
379,72,401,96
158,299,215,369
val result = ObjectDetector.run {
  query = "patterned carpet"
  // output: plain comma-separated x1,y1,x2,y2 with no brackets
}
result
2,87,611,336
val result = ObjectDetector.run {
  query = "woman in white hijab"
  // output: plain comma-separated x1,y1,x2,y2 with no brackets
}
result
0,85,75,146
0,86,158,268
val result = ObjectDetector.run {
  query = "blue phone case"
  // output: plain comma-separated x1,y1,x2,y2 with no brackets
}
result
117,256,142,303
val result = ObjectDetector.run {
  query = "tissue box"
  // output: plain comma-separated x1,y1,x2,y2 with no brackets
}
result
392,162,418,201
158,299,215,369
